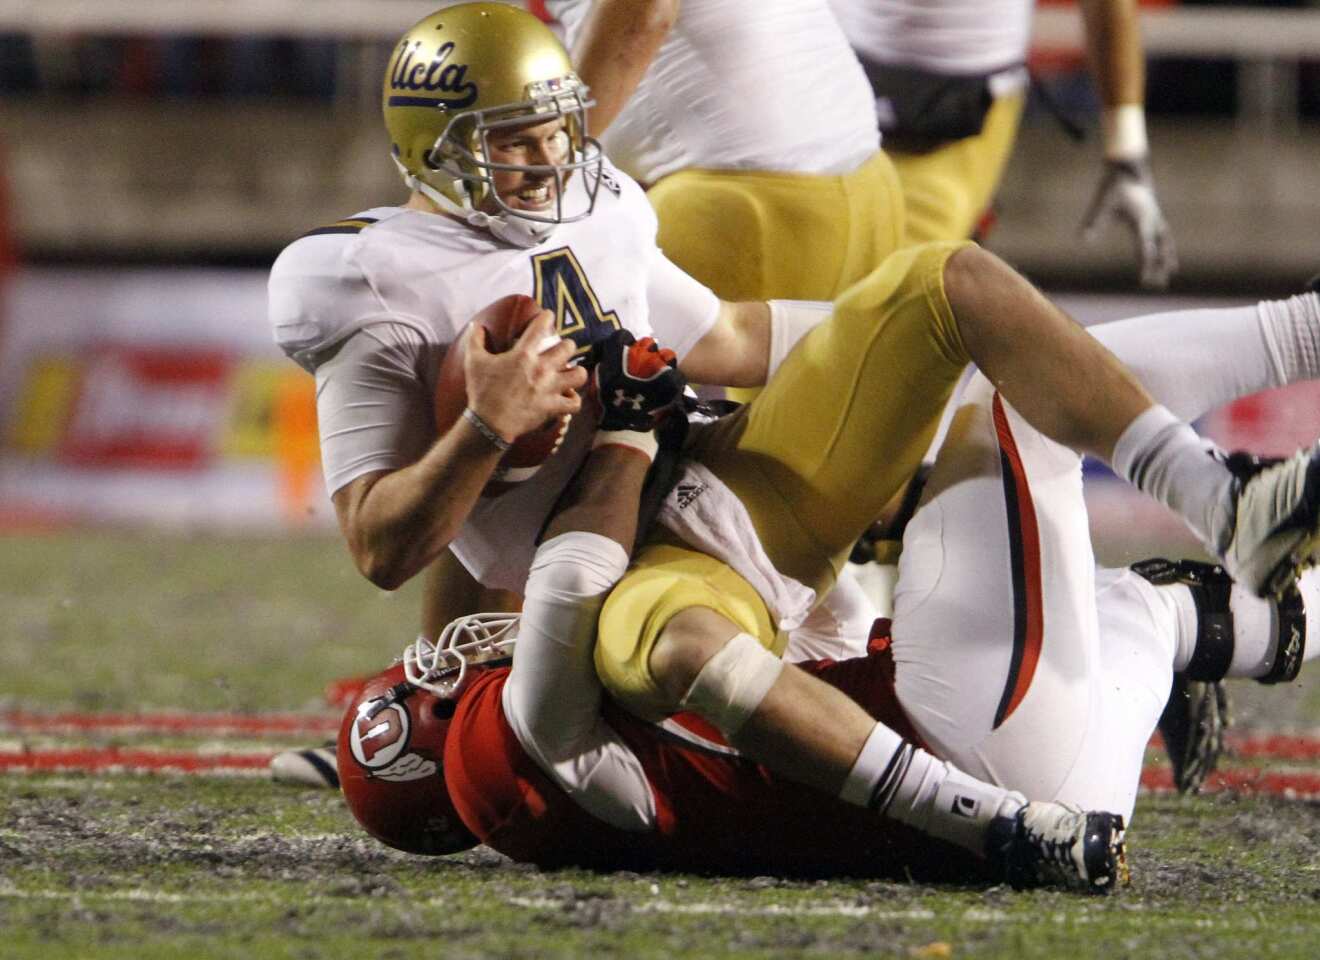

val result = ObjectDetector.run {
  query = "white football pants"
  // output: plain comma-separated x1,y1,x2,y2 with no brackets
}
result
890,375,1171,822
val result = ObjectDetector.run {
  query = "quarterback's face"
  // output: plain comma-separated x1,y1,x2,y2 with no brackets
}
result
482,116,571,215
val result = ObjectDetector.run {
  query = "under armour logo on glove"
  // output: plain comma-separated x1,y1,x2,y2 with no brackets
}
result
590,330,687,432
613,389,646,411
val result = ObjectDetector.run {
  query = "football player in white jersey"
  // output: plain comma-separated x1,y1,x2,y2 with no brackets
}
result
829,0,1177,289
267,4,1320,806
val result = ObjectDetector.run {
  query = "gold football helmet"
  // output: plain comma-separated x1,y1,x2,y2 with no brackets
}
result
383,2,603,242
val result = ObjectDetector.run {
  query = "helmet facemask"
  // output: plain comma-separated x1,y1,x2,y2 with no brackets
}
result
402,612,520,699
414,79,603,244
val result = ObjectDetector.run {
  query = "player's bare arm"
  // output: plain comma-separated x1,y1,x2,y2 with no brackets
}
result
678,299,772,388
333,312,586,590
569,0,681,135
1077,0,1178,287
1078,0,1144,108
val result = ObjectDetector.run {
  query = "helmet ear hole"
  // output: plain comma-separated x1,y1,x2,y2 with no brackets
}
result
430,699,458,720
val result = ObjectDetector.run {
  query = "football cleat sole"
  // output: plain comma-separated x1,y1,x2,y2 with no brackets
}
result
1130,558,1234,793
1158,674,1230,795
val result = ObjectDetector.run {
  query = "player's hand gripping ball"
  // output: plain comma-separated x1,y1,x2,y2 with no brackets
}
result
434,294,576,497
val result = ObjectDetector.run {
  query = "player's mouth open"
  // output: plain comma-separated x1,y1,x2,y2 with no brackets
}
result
517,183,554,206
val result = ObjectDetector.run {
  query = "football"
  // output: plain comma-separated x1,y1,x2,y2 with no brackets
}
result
433,293,572,497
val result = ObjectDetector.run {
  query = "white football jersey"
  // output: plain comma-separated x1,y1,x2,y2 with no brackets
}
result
828,0,1033,76
268,161,720,591
546,0,879,183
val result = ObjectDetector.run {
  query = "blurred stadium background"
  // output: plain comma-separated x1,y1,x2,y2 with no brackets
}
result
0,0,1318,565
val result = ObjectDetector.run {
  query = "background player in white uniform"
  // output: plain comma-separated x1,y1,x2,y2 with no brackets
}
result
829,0,1177,288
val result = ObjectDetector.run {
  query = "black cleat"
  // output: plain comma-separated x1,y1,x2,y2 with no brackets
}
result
988,801,1129,894
1158,672,1231,794
1130,558,1234,794
849,462,932,565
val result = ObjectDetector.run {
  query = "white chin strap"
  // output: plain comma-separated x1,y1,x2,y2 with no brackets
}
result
465,207,559,248
407,170,557,249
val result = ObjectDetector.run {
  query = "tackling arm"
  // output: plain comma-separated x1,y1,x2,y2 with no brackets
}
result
501,443,659,830
500,335,686,830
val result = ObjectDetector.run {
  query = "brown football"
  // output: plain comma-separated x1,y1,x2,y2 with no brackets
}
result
434,293,571,497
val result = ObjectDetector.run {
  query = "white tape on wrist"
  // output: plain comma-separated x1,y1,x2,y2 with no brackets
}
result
677,632,783,736
1102,104,1149,161
591,428,659,462
768,300,832,380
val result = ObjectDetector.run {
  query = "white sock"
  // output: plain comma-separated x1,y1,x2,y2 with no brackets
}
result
840,723,1025,856
1111,405,1236,552
1165,568,1320,679
1257,292,1320,388
1089,303,1285,422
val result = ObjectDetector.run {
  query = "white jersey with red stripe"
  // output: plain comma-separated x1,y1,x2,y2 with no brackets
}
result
545,0,879,183
267,160,720,592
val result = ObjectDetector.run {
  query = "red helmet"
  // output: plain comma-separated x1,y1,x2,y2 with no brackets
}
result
337,615,519,855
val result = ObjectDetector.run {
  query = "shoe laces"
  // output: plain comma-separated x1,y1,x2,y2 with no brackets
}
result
1019,805,1084,879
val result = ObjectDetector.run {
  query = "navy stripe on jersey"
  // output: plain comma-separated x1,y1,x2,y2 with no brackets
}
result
301,217,379,239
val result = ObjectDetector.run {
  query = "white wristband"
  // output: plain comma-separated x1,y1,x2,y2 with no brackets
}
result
592,428,659,462
767,300,831,381
1102,104,1148,161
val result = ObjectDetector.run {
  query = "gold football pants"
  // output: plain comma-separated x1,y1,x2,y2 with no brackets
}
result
890,92,1026,245
597,241,974,718
646,150,906,303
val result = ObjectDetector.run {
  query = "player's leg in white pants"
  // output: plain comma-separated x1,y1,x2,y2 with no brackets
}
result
890,374,1125,811
889,291,1320,821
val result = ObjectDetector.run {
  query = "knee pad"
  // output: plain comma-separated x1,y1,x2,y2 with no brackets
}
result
677,632,784,737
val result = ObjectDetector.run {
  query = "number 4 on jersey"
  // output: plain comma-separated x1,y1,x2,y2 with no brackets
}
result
531,247,621,357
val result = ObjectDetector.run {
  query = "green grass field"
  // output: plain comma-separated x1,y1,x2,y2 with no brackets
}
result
5,531,1320,959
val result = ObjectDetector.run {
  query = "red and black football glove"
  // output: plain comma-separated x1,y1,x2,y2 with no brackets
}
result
589,330,687,432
